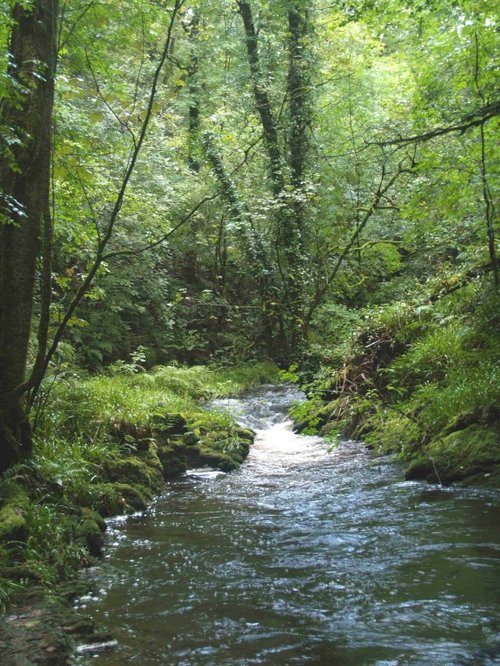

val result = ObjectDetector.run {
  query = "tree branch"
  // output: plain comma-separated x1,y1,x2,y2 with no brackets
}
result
28,0,185,405
372,101,500,147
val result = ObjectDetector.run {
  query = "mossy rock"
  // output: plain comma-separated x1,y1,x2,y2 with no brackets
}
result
0,507,27,543
137,443,164,473
154,413,188,436
103,455,163,490
0,487,29,543
405,425,500,486
196,446,239,472
91,483,149,517
0,481,29,506
80,508,106,533
157,442,189,478
202,436,251,464
156,421,254,477
364,410,421,455
292,398,335,435
77,519,105,557
182,430,200,446
116,483,151,510
235,427,254,442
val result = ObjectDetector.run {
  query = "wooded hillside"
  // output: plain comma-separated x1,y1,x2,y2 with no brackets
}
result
1,2,497,465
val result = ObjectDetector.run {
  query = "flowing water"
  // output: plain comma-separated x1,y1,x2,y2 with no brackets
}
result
74,386,500,665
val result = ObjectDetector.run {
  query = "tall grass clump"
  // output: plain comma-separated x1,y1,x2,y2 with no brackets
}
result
36,361,278,443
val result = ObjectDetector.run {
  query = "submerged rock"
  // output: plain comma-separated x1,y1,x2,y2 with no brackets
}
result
0,598,100,666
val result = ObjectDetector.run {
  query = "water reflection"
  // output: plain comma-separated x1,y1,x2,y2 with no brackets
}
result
74,386,500,665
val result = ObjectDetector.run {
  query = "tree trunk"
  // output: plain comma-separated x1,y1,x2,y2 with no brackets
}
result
202,132,278,355
284,0,311,353
236,1,284,195
0,1,58,473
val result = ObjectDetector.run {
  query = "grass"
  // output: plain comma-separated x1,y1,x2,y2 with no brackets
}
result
36,362,279,441
292,279,500,486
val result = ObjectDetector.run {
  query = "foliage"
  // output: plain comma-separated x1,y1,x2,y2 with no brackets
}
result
0,1,498,629
0,362,277,610
293,277,500,486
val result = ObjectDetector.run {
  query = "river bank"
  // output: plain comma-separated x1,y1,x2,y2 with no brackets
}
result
1,354,498,663
291,278,500,489
0,364,278,664
72,386,500,665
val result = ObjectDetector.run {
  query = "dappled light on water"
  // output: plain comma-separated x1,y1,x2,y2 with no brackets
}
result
74,386,500,666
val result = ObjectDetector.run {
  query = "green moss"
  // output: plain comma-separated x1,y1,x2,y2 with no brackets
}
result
80,508,106,533
196,446,239,472
156,441,189,477
103,455,163,490
364,409,421,456
154,413,188,435
405,425,500,486
289,397,326,434
235,427,254,442
76,519,105,557
200,435,251,464
182,431,200,446
154,417,254,477
91,482,149,516
0,486,30,543
0,505,28,543
137,443,163,473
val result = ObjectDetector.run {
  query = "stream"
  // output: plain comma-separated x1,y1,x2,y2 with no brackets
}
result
74,385,500,665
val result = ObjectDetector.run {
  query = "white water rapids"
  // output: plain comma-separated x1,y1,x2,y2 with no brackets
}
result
73,385,500,666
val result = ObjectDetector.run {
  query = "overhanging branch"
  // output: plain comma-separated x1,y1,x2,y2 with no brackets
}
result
372,101,500,147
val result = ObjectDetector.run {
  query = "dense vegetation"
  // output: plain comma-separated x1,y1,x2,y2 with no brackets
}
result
0,0,498,641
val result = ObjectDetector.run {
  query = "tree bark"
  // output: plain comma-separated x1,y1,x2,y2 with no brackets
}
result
183,9,201,172
284,0,311,352
236,1,284,195
0,1,58,472
28,0,184,407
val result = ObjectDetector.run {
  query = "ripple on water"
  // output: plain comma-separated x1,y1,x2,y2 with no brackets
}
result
73,386,500,666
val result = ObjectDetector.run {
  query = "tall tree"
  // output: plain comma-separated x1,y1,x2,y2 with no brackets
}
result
0,0,58,472
236,0,313,360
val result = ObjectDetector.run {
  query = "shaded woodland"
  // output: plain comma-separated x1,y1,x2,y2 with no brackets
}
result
0,0,499,628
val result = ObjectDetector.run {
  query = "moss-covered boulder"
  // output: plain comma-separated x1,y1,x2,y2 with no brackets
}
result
80,508,106,533
405,425,500,486
196,446,239,472
110,421,154,451
0,485,30,543
75,508,107,557
157,441,189,477
91,483,150,517
77,520,104,557
183,430,199,446
154,413,188,436
137,443,163,473
0,505,28,543
103,455,162,490
235,427,254,442
155,423,255,477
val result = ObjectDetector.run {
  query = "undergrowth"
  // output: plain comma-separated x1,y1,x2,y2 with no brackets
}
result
294,278,500,485
36,362,278,441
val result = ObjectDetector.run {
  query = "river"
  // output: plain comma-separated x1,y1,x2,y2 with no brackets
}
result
74,385,500,665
